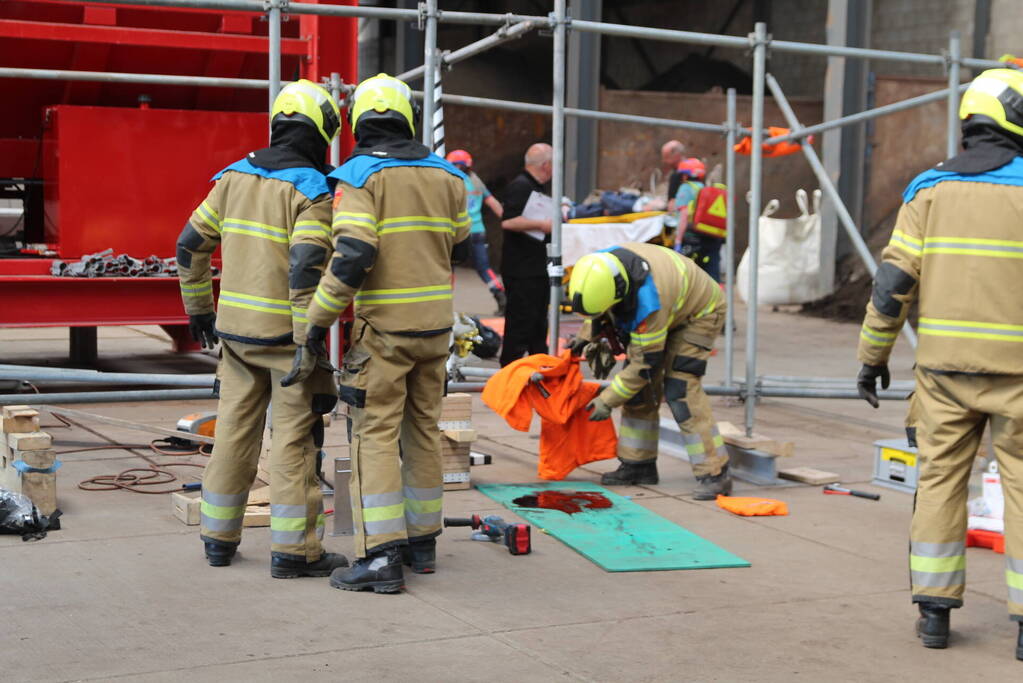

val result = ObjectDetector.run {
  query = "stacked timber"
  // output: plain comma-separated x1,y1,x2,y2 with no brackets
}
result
0,405,58,515
439,393,476,491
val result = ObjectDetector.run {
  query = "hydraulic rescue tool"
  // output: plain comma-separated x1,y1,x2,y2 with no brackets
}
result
443,514,531,555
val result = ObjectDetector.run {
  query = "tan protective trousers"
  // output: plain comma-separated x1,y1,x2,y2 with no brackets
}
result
201,339,335,561
910,367,1023,620
340,319,449,558
617,308,728,478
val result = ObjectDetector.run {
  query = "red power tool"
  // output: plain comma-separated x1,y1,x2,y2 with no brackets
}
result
443,514,531,555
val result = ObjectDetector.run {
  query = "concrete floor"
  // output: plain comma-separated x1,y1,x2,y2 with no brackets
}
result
1,264,1019,681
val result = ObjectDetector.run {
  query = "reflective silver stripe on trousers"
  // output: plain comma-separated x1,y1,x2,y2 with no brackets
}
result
270,503,309,546
619,416,659,452
201,515,244,532
912,541,965,557
911,569,966,589
404,485,442,528
682,432,706,465
364,517,406,535
1008,556,1023,604
271,529,307,545
362,490,406,536
362,491,404,508
271,503,307,518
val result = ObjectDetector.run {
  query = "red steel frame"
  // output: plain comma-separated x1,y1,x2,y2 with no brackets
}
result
0,0,358,351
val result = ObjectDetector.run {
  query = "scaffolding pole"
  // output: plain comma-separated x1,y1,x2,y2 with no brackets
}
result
723,88,737,389
267,0,282,124
328,71,342,372
947,31,962,158
397,20,536,84
548,0,567,354
421,0,439,149
744,23,767,438
766,73,918,351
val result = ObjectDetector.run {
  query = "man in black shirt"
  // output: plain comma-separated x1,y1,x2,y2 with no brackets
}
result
662,139,686,208
499,143,553,366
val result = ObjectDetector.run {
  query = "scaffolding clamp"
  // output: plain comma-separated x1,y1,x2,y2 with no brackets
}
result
418,2,440,32
263,0,289,21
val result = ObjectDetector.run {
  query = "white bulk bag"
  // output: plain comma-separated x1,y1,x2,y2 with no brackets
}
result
736,189,824,305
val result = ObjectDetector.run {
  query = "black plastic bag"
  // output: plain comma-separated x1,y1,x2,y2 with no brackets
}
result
0,488,59,541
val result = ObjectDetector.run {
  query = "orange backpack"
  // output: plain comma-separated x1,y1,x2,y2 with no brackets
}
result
691,183,727,239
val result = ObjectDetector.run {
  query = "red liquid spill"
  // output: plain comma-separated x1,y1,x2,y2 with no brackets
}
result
512,491,613,514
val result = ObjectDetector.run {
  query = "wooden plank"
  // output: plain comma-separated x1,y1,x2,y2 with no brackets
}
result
15,448,55,468
2,406,39,434
242,506,270,527
443,481,471,491
171,491,201,525
246,486,271,506
718,421,794,458
21,472,57,516
7,431,52,451
778,467,840,485
442,428,477,443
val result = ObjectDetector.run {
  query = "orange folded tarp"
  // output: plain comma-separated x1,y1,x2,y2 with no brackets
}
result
482,351,618,480
716,495,789,516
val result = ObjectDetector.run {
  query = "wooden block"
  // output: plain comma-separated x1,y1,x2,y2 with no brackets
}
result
443,428,477,443
7,431,52,452
778,467,840,485
242,506,271,527
718,421,794,458
172,492,201,525
21,472,57,516
443,481,471,491
246,486,271,506
16,448,55,469
2,406,39,434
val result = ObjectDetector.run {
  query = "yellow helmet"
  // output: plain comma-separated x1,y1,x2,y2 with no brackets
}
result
568,252,629,316
271,79,341,144
959,68,1023,138
349,73,416,136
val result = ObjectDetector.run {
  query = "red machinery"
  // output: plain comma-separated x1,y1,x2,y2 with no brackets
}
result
0,0,357,355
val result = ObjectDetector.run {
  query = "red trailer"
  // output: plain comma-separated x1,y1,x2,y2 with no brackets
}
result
0,0,357,358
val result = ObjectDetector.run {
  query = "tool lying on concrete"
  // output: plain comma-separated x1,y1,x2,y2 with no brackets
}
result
823,484,880,500
443,514,532,555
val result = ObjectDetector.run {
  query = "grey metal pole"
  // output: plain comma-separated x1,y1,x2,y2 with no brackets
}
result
548,0,567,354
766,73,918,349
744,22,767,437
763,83,970,145
947,31,962,158
0,66,269,89
421,0,439,148
397,21,536,84
267,0,282,121
432,63,445,156
328,72,342,373
0,365,214,387
0,389,216,405
723,88,737,389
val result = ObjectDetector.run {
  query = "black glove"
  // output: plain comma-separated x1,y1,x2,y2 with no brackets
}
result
586,397,612,422
857,363,890,409
188,313,217,349
567,335,590,357
280,325,332,387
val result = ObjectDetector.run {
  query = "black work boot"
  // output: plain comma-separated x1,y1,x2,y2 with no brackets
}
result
270,552,348,579
401,538,436,574
915,602,950,649
203,538,238,567
330,547,405,593
693,464,733,501
601,460,659,486
1016,621,1023,661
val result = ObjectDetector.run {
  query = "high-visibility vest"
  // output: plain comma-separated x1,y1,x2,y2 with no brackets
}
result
692,183,727,238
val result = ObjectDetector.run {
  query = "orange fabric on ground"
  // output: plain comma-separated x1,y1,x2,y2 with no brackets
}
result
716,495,789,516
482,351,618,479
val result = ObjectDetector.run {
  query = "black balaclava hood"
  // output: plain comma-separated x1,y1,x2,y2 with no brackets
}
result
608,247,652,325
248,121,331,174
351,115,431,161
937,120,1023,174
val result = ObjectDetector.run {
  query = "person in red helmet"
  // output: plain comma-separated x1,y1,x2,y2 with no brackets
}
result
446,149,506,314
672,157,725,282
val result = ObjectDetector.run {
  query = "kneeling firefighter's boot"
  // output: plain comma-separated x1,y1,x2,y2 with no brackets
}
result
330,547,404,594
1016,621,1022,661
270,552,349,579
916,602,950,649
693,464,733,501
601,460,659,486
401,538,436,574
203,537,238,567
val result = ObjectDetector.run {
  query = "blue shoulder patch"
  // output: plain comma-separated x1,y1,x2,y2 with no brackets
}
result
212,158,330,201
329,153,466,189
902,155,1023,203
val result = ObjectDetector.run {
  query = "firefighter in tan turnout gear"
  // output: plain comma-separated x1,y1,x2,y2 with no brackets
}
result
855,68,1023,660
281,74,470,594
176,79,348,578
566,242,732,500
